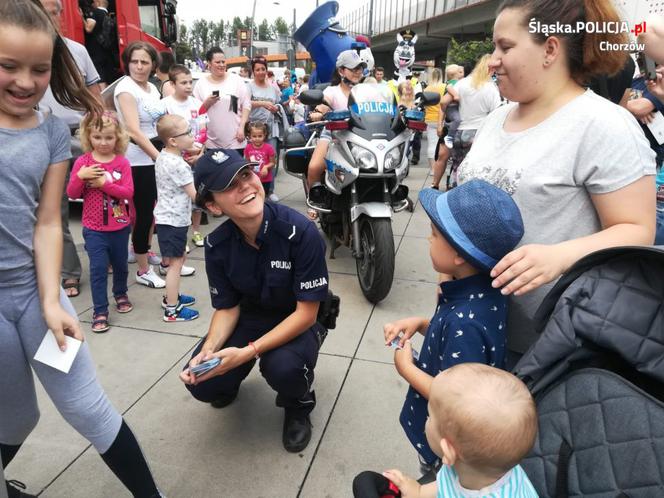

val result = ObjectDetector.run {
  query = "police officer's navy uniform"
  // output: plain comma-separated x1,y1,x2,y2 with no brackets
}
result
186,201,329,416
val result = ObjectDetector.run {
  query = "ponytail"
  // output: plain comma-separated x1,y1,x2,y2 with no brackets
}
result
581,0,629,79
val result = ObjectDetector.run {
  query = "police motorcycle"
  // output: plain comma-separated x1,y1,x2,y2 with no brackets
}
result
283,83,440,303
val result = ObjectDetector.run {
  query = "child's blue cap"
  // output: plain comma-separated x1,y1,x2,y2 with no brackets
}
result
418,180,524,272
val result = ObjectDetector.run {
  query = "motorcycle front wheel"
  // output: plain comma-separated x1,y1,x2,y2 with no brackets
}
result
356,216,395,304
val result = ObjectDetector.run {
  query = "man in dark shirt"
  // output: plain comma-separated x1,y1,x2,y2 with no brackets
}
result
588,56,635,106
84,0,120,86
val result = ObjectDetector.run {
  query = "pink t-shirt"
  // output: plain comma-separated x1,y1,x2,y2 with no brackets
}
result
244,142,276,183
67,152,134,231
323,84,349,111
193,73,251,149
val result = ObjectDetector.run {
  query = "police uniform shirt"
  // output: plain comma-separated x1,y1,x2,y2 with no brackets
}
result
399,274,507,465
205,202,329,314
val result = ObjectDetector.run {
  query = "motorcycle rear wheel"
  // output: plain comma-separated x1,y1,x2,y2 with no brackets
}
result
356,217,395,304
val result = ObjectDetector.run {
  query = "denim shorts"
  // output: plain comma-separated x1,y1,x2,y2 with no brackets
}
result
156,224,188,258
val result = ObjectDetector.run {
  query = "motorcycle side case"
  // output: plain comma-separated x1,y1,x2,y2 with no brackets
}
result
284,146,315,178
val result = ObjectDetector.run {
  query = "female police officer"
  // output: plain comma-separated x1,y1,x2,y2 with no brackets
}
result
179,149,329,452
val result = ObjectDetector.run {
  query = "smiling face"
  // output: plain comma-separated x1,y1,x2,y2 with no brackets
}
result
0,25,53,125
208,167,265,222
339,65,364,85
208,52,226,78
249,127,265,148
490,8,550,103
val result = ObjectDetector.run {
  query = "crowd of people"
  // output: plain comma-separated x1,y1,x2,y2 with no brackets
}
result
1,0,664,496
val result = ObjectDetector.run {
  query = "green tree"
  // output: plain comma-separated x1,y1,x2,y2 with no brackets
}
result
258,19,273,41
272,16,289,37
189,18,210,55
446,37,494,67
209,20,226,48
174,23,192,63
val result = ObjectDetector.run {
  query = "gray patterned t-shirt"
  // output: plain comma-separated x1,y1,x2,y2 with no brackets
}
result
458,89,656,352
154,151,193,227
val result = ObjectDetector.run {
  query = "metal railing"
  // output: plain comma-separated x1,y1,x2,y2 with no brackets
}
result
338,0,485,37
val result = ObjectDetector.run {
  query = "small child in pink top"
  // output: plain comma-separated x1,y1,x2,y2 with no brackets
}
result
244,121,276,198
67,112,134,333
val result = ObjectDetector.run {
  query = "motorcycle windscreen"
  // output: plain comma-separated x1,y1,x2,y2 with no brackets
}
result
347,84,405,141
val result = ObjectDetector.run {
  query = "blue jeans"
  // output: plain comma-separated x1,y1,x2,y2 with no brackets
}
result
83,227,131,314
656,202,664,246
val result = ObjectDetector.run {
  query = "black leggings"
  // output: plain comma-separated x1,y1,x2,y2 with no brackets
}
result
131,165,157,255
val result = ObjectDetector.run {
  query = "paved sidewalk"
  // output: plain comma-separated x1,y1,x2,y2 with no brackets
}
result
7,163,441,497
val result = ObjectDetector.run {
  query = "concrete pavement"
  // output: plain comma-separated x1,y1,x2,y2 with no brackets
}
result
6,162,441,497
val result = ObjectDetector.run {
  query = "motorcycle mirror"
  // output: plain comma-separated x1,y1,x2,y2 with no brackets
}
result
299,89,325,106
420,91,441,106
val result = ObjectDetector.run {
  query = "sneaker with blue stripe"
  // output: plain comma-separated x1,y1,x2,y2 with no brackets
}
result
161,294,196,309
163,304,199,322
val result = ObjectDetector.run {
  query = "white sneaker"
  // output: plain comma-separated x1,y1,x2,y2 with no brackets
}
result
158,264,196,277
268,193,280,202
135,266,166,288
186,244,191,254
128,245,136,264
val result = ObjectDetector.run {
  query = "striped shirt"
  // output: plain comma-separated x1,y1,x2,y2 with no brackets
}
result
436,465,538,497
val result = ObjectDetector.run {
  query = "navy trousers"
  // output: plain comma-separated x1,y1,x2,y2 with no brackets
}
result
83,226,130,314
185,313,325,416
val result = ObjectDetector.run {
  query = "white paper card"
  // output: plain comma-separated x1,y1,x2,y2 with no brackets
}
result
33,330,82,374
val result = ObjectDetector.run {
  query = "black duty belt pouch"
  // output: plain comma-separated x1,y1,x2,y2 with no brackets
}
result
317,290,340,330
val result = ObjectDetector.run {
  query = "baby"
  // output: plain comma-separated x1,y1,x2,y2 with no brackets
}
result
383,363,538,497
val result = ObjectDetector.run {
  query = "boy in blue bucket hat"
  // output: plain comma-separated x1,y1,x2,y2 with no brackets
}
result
383,179,524,482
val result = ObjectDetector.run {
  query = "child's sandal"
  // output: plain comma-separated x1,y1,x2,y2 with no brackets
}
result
91,313,110,333
114,295,133,313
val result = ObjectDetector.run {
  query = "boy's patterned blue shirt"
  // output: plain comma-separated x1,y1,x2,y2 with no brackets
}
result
400,274,508,464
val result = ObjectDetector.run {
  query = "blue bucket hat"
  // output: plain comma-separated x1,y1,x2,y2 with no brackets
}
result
418,180,524,272
194,148,258,197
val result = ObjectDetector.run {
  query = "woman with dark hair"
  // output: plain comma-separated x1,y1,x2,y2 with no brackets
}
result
193,47,251,155
155,50,176,97
458,0,656,362
248,56,282,201
114,41,166,288
0,2,160,496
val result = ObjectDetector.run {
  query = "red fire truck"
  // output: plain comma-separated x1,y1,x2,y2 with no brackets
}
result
60,0,177,65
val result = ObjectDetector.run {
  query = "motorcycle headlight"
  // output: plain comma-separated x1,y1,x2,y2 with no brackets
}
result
350,144,377,171
384,144,405,171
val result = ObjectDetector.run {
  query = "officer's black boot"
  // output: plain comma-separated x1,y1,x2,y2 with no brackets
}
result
210,389,239,409
6,480,37,498
282,411,312,453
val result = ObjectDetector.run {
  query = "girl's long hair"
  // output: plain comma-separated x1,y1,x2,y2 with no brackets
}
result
0,0,103,121
470,55,493,89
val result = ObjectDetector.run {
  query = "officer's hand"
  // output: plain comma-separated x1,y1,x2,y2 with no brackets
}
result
179,347,215,385
383,316,425,348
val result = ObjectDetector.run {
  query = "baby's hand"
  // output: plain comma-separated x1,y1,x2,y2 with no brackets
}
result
77,164,104,181
384,316,424,348
382,469,421,498
259,167,269,179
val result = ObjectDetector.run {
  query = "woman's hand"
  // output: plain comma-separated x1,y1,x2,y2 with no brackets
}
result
646,67,664,102
490,244,571,296
382,469,422,498
264,102,278,113
235,128,245,142
202,94,220,110
77,164,104,181
179,346,215,385
384,316,425,347
43,301,84,351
